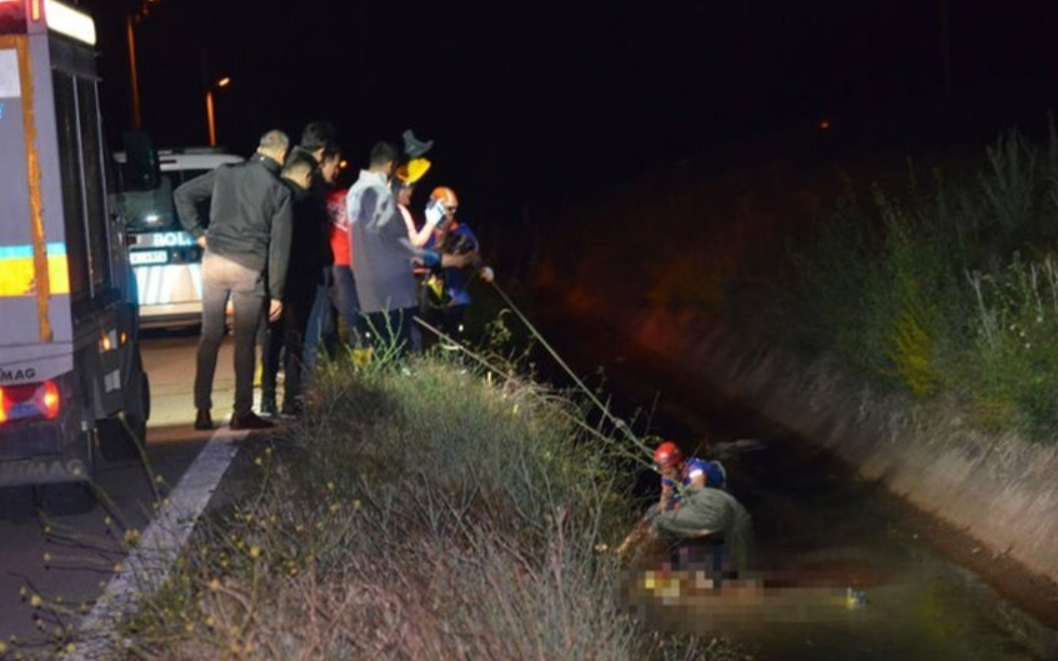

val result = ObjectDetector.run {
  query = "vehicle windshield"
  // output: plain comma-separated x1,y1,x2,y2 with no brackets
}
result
121,169,209,232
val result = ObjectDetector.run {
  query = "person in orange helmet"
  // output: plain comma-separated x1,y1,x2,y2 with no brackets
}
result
418,186,494,345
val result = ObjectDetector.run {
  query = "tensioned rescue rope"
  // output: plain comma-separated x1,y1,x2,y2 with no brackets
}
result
413,280,644,450
412,313,627,450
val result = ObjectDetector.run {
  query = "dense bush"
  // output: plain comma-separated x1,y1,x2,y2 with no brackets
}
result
786,127,1058,442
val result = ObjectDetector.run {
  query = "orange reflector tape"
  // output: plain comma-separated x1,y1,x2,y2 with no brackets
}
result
0,242,69,296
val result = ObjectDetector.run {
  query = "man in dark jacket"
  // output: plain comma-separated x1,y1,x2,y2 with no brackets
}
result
175,129,293,431
292,122,342,377
260,151,318,416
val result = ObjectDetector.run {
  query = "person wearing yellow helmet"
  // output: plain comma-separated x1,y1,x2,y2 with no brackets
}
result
393,157,435,248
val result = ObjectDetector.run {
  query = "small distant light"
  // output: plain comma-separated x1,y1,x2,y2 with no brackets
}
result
819,119,831,130
339,159,348,169
216,77,231,88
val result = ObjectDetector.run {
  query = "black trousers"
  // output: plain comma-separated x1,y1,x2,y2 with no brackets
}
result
261,277,315,410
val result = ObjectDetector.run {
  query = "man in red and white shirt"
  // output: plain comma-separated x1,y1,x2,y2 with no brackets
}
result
327,187,363,346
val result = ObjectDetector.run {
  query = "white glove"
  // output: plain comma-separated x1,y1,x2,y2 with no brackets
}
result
424,200,445,226
479,266,495,283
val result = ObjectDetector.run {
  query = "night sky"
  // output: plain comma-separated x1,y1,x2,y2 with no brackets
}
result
79,0,1058,211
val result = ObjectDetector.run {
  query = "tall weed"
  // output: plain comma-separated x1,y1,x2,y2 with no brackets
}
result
783,125,1058,442
102,353,738,660
957,256,1058,441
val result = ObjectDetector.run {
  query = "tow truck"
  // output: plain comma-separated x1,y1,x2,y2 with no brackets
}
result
0,0,150,512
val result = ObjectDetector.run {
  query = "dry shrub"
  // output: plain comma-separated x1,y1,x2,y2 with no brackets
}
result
113,356,732,661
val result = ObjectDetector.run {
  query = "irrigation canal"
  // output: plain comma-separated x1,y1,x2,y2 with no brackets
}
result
542,319,1058,661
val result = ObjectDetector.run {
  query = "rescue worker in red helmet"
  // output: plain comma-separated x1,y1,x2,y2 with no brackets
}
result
653,441,728,512
618,441,751,573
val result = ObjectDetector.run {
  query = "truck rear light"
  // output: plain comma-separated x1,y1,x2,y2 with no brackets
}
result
42,381,60,418
0,380,61,423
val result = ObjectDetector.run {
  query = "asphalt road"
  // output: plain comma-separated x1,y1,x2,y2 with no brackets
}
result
0,332,224,645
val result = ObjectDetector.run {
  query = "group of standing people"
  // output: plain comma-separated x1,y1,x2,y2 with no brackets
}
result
176,124,491,431
172,124,747,573
339,139,492,357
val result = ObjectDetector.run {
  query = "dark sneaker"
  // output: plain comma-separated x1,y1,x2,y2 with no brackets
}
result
194,409,213,431
229,411,274,431
260,396,278,417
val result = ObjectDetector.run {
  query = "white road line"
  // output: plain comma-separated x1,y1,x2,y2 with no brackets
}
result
69,428,245,660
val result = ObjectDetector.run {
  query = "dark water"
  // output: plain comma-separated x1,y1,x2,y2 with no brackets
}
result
539,322,1058,661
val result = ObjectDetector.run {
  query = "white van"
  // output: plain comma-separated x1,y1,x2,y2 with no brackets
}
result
114,149,243,328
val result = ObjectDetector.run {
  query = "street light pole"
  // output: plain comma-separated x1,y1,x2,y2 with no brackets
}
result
205,77,231,147
126,0,165,129
125,15,142,128
205,89,216,146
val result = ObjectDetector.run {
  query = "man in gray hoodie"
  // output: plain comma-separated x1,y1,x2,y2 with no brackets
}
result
175,129,293,431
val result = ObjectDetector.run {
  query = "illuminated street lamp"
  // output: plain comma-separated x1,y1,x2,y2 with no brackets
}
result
205,76,231,147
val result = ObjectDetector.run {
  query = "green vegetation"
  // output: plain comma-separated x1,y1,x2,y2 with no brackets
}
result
75,349,738,660
781,126,1058,442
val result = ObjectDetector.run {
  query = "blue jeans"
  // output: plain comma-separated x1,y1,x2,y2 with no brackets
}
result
195,252,265,416
303,267,337,372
